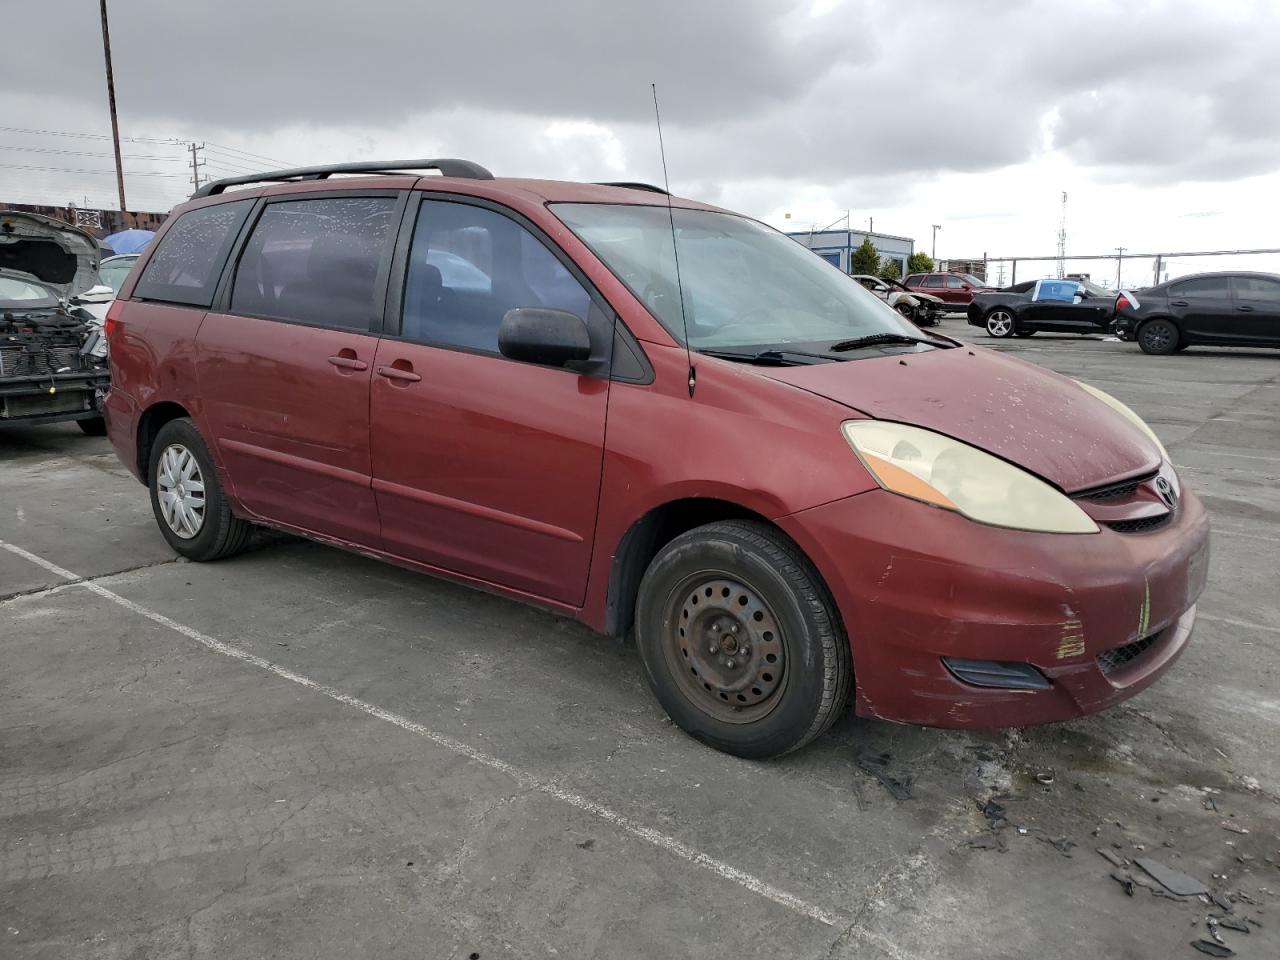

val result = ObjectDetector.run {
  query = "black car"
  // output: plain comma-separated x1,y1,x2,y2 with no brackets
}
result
967,278,1117,338
1114,272,1280,354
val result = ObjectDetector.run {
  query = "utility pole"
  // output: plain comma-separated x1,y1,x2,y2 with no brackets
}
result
98,0,126,212
1056,191,1068,278
1115,246,1127,289
931,224,941,260
188,142,206,193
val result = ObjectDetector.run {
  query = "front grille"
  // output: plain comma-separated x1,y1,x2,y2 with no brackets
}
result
0,345,83,377
1104,515,1171,534
1080,478,1144,502
1097,631,1162,675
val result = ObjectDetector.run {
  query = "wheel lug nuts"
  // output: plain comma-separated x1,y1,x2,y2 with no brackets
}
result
726,658,736,669
711,624,720,632
708,642,719,654
731,624,739,633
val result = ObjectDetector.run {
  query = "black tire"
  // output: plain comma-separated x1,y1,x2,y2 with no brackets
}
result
148,417,252,561
894,302,915,320
985,309,1015,338
1014,329,1036,338
635,520,851,759
77,416,107,436
1138,318,1179,355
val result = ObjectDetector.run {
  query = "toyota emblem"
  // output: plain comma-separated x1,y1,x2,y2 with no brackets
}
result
1155,476,1178,509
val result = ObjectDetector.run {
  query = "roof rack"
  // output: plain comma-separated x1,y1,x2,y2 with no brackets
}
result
193,158,494,197
595,181,669,195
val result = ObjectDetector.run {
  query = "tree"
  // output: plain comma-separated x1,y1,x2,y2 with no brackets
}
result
850,238,880,276
907,251,934,274
878,259,902,281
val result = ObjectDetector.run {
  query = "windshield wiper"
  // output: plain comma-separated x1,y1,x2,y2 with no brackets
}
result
827,333,941,352
698,348,836,366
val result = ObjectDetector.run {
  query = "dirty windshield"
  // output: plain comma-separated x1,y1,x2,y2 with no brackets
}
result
552,203,922,352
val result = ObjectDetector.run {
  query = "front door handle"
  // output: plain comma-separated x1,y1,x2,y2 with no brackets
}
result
328,354,368,371
1238,305,1255,312
376,364,422,383
1169,300,1189,307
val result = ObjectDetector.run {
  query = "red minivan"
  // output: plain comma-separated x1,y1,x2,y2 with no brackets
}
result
105,160,1209,758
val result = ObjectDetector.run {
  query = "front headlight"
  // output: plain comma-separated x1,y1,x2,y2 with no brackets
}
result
842,421,1098,534
1073,381,1168,461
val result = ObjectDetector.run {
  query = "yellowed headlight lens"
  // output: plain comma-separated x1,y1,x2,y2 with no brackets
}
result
842,420,1098,534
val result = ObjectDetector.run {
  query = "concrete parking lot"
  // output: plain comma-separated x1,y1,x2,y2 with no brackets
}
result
2,333,1278,960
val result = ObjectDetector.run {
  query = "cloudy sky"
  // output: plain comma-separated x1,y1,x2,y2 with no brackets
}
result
2,0,1277,284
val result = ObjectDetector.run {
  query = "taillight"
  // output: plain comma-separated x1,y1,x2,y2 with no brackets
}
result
1116,295,1131,311
103,300,124,341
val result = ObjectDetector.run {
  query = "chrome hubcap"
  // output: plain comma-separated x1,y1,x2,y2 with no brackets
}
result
156,443,206,539
987,311,1012,336
667,576,786,723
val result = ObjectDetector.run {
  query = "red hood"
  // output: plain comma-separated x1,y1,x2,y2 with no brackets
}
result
763,346,1161,493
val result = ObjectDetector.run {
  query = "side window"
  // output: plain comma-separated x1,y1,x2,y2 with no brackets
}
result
946,275,965,289
231,196,398,330
400,200,592,353
133,200,253,307
1170,276,1229,298
920,275,944,289
1233,276,1280,303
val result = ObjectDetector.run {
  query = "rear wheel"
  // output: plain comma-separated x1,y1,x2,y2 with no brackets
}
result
985,309,1015,337
148,418,252,561
1138,319,1179,355
77,416,107,436
635,520,851,759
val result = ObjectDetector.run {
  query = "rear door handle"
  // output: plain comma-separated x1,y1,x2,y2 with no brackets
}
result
376,364,422,383
1238,305,1255,312
327,355,368,371
1169,300,1189,307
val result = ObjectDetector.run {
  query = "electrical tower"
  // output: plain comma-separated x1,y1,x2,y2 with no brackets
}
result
1056,191,1067,278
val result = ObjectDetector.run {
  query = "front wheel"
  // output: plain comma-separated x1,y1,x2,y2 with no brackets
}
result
1138,319,1179,355
148,418,253,561
894,302,915,320
635,520,851,759
985,309,1015,337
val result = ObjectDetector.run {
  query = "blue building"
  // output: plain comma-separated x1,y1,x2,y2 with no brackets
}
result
787,228,916,277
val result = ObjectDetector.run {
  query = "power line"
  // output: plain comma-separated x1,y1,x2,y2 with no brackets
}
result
0,143,188,163
204,141,295,168
0,125,174,144
0,161,186,178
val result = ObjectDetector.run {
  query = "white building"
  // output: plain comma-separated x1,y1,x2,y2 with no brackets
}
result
787,228,916,277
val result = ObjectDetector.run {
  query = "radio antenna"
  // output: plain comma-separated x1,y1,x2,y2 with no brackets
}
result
652,83,695,396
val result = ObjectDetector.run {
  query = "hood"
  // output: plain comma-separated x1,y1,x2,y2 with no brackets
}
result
910,291,945,305
763,346,1161,493
0,211,100,300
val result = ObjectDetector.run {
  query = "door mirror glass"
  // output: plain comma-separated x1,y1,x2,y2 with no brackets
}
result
498,308,591,368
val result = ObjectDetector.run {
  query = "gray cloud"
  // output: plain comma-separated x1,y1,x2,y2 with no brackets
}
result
1,0,1277,212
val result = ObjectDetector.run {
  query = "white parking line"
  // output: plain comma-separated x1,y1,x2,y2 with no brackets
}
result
1,537,919,955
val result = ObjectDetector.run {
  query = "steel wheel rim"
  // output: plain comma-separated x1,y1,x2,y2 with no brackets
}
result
156,443,206,539
987,311,1013,336
663,574,787,724
1144,323,1171,351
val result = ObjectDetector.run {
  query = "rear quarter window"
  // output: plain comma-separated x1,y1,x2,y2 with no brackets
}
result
133,200,254,307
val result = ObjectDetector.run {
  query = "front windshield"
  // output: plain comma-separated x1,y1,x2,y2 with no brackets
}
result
552,203,920,351
960,274,989,288
0,276,58,307
1077,278,1115,297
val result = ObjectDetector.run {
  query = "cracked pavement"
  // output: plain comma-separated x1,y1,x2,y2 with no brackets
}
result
2,335,1278,959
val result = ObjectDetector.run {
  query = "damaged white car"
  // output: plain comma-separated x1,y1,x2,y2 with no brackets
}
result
0,212,110,434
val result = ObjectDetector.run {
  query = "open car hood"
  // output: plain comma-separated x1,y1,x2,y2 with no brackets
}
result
763,346,1161,493
0,211,100,300
910,291,945,305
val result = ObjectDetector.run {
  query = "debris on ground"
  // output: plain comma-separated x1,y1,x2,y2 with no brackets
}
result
1189,940,1234,957
1037,834,1076,857
1222,822,1250,835
1034,770,1055,785
1098,848,1128,868
966,833,1006,852
1135,858,1210,897
980,798,1009,829
855,751,914,801
1111,871,1136,896
1214,916,1250,934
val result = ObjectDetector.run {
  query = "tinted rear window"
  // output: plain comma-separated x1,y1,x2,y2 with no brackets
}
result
231,196,399,330
1170,276,1230,297
133,200,253,307
1233,276,1280,302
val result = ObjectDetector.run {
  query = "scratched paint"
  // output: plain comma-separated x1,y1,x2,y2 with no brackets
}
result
1055,618,1085,659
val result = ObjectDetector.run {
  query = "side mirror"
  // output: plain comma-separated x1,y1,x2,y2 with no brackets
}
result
498,308,592,369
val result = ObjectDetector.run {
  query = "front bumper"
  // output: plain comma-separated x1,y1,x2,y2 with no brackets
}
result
778,486,1210,728
0,371,109,425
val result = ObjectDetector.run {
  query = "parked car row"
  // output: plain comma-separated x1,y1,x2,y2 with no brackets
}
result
963,272,1280,353
851,274,947,326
